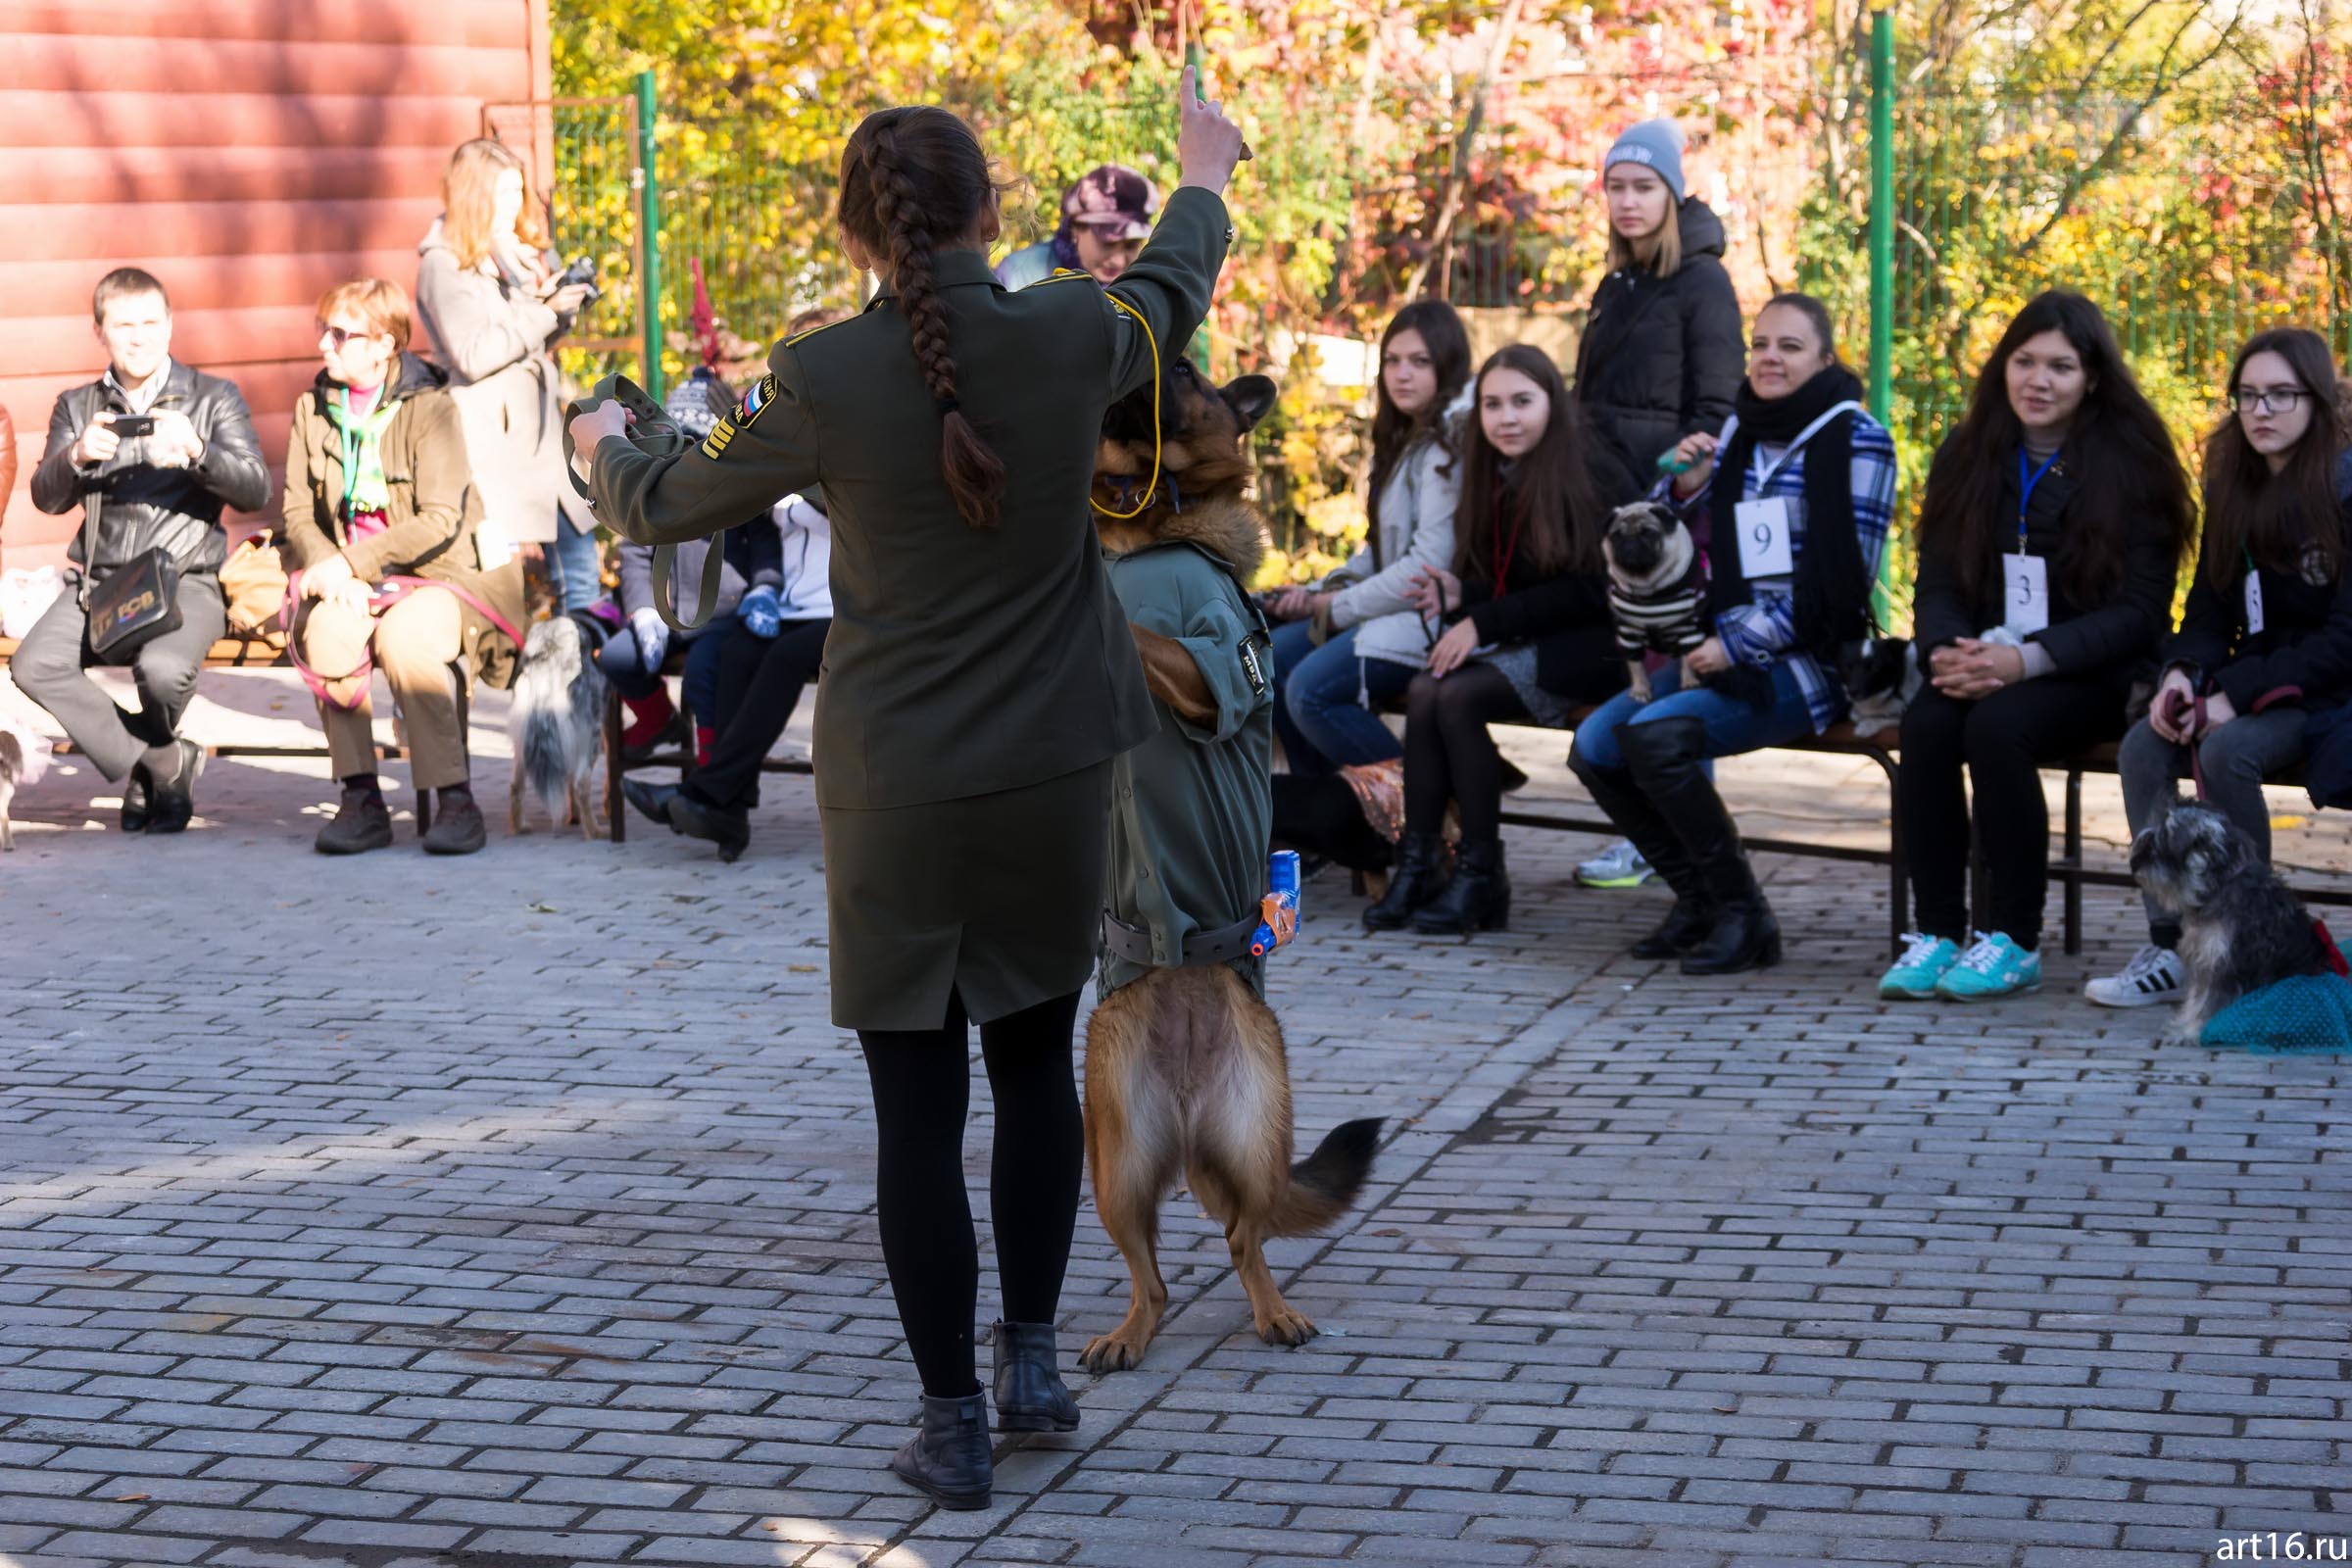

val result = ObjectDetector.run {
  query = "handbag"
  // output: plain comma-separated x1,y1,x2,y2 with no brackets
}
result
218,530,291,638
84,547,182,662
69,455,184,663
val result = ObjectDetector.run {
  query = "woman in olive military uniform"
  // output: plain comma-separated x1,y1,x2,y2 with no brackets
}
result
570,73,1249,1509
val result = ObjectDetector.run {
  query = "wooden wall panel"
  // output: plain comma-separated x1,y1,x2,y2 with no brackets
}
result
0,2,549,569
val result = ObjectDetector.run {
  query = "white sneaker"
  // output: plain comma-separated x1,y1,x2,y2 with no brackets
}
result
2084,945,2183,1008
1576,838,1655,889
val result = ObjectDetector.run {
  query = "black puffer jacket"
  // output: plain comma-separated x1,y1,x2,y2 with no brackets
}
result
1910,435,2180,678
1571,199,1745,474
29,362,270,581
2170,500,2352,714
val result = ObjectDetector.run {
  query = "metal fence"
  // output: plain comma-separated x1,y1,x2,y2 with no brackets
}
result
510,61,2352,618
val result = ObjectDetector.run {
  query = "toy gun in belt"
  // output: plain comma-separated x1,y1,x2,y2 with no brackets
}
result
1250,850,1300,956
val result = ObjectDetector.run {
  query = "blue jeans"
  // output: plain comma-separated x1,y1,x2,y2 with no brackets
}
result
1270,620,1413,777
551,522,604,613
1570,659,1817,772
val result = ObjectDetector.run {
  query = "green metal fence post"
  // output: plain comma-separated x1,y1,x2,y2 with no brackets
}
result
1867,0,1896,627
635,69,665,402
1867,2,1893,423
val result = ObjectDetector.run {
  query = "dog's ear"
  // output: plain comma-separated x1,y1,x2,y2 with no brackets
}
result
1219,374,1279,434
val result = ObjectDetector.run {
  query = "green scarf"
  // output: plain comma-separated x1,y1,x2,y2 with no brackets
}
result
325,384,400,523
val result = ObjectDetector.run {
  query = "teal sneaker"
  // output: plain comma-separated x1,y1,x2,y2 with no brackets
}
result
1933,933,2042,1001
1879,932,1963,1000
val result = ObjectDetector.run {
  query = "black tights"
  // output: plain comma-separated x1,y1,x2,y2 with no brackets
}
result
1402,664,1530,841
857,987,1086,1398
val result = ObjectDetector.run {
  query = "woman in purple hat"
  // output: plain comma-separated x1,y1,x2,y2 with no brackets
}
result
997,164,1161,288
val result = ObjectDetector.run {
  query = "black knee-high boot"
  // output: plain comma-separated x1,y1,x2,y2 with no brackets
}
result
1617,716,1781,974
1568,742,1710,958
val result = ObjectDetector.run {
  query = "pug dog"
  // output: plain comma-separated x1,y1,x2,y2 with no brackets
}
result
1602,501,1709,703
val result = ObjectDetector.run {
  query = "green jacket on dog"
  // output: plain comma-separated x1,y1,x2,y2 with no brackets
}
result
1099,494,1276,999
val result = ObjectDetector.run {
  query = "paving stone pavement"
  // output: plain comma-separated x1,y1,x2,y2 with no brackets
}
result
2,669,2349,1568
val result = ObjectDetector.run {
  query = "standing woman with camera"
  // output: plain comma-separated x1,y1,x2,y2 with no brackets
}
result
415,139,602,610
1567,119,1746,894
571,71,1248,1509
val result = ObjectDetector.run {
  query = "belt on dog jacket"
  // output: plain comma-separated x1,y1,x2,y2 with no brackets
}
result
1101,910,1263,969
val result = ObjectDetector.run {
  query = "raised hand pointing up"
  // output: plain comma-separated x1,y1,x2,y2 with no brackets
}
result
1176,64,1250,197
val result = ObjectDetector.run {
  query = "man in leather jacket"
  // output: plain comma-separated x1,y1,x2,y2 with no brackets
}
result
18,269,269,832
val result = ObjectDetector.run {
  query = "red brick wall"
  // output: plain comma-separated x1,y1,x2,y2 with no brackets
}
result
0,0,553,570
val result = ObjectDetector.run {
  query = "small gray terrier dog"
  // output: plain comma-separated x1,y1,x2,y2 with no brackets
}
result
507,613,612,841
2131,798,2328,1046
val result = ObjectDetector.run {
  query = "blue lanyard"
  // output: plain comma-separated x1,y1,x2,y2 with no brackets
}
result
2017,448,2060,551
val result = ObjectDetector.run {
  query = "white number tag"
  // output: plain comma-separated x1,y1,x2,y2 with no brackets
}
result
2245,570,2266,635
1734,497,1794,579
2003,553,2048,635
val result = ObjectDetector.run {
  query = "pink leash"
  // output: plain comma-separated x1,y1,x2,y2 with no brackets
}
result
280,571,529,711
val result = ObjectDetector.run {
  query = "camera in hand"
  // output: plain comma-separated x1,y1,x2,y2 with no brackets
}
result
109,415,156,439
553,256,602,307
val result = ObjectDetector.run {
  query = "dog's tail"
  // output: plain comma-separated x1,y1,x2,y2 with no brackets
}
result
519,705,571,820
1267,1116,1384,1238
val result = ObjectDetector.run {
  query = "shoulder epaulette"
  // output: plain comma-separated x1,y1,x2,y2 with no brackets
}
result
781,315,857,351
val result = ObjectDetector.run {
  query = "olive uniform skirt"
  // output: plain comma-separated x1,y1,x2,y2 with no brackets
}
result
820,761,1114,1032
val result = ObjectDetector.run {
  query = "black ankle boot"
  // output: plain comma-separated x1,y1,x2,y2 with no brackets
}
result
1630,895,1715,959
889,1390,993,1510
1616,717,1782,976
1410,838,1509,933
992,1320,1079,1433
1362,832,1447,931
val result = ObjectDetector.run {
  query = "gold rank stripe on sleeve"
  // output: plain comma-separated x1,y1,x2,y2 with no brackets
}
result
701,418,737,461
782,315,856,349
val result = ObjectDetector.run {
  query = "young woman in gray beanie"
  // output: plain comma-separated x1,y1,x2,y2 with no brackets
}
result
1569,117,1747,893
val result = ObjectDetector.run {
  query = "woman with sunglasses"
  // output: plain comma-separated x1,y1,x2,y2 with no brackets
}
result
285,279,525,856
2088,327,2352,1011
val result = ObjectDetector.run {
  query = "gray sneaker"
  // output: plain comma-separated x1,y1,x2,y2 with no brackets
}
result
1576,837,1655,889
2084,945,2182,1008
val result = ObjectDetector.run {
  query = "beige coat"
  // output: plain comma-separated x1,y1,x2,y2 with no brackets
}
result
280,355,524,690
414,217,593,548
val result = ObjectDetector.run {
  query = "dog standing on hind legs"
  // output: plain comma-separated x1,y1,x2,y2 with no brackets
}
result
1083,359,1383,1374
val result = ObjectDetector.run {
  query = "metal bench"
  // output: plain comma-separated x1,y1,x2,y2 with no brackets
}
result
1493,712,2349,958
0,629,452,832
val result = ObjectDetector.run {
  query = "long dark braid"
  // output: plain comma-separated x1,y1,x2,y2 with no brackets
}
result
841,111,1006,530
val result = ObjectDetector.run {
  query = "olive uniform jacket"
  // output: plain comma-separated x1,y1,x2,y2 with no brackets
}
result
281,354,525,690
590,186,1234,813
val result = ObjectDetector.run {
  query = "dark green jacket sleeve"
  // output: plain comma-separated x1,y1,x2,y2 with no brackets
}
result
590,350,821,547
1102,186,1231,399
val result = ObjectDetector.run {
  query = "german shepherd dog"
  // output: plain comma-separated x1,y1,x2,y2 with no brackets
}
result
1083,360,1383,1374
